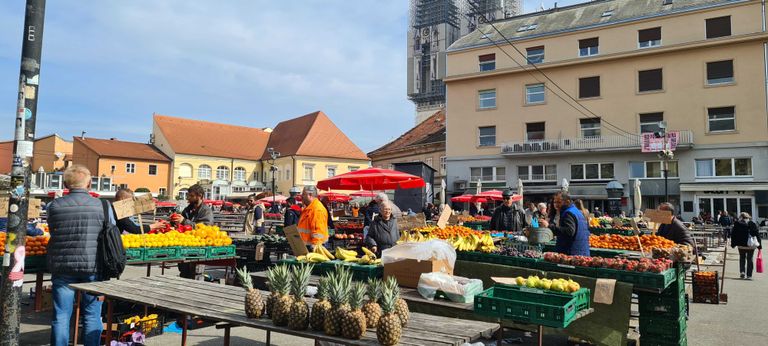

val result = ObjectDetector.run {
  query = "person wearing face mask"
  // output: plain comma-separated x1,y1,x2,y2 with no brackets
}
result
540,191,590,256
364,201,399,257
489,189,526,233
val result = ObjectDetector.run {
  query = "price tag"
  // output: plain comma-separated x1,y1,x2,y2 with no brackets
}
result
283,225,308,256
556,264,576,269
594,278,616,305
643,209,671,224
397,214,426,231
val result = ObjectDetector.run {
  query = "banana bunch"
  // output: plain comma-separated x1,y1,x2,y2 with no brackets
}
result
396,230,434,244
335,247,359,261
297,245,335,263
359,247,382,265
477,233,496,253
452,234,479,252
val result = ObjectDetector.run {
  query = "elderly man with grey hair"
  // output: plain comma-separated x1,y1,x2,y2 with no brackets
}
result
47,164,116,346
364,192,401,226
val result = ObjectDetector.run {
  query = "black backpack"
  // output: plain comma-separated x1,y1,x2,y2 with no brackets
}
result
98,200,126,279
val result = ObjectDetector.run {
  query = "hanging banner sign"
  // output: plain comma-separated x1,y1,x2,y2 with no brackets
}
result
641,131,680,153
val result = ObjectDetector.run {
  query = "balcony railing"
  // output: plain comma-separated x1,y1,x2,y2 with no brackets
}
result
519,173,558,181
501,131,693,155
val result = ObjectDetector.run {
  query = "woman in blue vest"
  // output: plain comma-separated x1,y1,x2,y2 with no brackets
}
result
541,191,590,256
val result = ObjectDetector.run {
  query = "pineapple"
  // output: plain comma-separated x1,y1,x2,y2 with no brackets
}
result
361,278,382,330
341,282,367,339
384,277,410,326
324,266,352,336
236,266,264,318
288,264,313,330
267,265,292,326
376,280,402,346
310,278,331,331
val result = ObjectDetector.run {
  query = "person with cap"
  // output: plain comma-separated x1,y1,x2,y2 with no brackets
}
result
489,189,527,233
540,191,590,256
283,197,301,227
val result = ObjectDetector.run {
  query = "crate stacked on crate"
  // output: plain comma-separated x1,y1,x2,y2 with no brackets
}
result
637,265,688,346
120,224,236,263
692,271,719,304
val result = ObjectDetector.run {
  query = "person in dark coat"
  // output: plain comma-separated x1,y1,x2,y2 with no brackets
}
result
541,191,590,256
283,198,301,227
423,203,434,220
364,197,381,227
731,212,762,279
490,190,527,233
365,201,399,257
321,197,335,230
718,210,733,240
172,184,214,280
113,188,166,234
656,203,695,248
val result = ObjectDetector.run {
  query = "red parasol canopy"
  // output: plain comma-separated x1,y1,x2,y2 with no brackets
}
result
349,190,377,198
204,200,224,206
319,192,351,203
47,190,100,198
317,167,425,191
450,194,474,203
259,195,288,203
473,198,488,203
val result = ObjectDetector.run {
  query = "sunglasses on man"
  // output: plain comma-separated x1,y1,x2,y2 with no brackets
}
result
503,196,511,200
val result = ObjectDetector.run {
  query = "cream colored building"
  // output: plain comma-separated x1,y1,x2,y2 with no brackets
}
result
444,0,768,220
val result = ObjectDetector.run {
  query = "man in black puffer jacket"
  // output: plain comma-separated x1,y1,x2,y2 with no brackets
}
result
47,165,116,346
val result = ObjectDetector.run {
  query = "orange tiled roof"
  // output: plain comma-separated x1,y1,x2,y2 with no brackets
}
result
74,137,170,162
368,109,445,157
154,114,270,160
262,111,369,161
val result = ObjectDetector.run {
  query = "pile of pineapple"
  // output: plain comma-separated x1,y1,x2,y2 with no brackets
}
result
236,265,410,345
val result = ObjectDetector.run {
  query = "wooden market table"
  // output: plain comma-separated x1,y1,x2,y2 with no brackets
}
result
70,275,500,346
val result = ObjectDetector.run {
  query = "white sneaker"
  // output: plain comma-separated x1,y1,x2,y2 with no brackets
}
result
740,273,746,279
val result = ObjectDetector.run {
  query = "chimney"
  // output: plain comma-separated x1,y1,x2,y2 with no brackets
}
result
110,138,116,141
80,131,86,139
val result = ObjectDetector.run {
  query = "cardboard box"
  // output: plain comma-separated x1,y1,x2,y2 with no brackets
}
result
384,258,454,288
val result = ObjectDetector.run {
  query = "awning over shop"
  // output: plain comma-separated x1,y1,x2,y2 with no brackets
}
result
680,182,768,192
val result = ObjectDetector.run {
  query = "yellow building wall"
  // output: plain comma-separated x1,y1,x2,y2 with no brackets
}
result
290,156,370,193
170,154,262,197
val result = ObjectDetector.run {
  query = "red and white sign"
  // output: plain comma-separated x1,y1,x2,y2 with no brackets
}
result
641,131,680,153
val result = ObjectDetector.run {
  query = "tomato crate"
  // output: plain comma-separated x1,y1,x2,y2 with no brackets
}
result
144,247,180,261
639,314,687,338
538,261,598,277
474,285,591,328
639,334,687,346
180,247,207,260
637,291,687,317
125,248,145,263
206,245,236,259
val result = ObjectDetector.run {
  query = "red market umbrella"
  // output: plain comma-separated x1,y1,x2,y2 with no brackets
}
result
474,190,504,201
450,194,474,203
317,167,425,191
47,190,100,198
350,190,376,198
473,198,488,203
259,195,288,203
204,200,224,206
319,192,351,203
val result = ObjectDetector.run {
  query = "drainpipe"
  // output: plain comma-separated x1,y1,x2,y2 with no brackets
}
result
763,0,768,126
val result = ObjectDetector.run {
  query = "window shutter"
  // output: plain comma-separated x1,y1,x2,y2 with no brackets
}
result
478,54,495,62
638,27,661,42
579,37,599,49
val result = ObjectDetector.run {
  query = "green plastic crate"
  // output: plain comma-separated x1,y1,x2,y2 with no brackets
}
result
318,261,383,281
25,255,48,273
640,334,687,346
206,245,236,259
474,285,591,328
458,251,541,268
145,247,180,261
463,222,489,230
125,248,145,263
180,247,207,260
638,291,687,317
277,258,325,276
639,314,687,338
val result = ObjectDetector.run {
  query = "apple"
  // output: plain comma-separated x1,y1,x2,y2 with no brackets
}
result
515,276,525,286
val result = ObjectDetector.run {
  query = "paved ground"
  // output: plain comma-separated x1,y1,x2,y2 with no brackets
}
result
17,247,766,345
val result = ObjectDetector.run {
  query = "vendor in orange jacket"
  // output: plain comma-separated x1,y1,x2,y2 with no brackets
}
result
297,185,329,248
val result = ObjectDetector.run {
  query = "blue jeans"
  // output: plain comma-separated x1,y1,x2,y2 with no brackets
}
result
51,274,103,346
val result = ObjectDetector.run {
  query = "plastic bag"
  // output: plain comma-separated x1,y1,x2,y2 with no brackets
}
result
381,239,456,267
417,272,483,302
757,250,763,274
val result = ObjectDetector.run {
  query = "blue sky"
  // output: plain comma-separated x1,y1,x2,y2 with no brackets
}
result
0,0,584,152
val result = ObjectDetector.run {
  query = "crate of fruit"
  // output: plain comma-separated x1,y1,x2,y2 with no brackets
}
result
116,313,164,340
144,247,180,261
125,248,145,263
474,284,591,328
692,271,719,304
180,247,207,260
206,245,236,259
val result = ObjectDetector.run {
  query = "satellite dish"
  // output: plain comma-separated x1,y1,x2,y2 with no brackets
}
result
54,152,65,160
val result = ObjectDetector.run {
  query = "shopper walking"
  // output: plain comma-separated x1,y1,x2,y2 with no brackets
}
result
47,165,115,346
718,210,733,240
731,212,762,279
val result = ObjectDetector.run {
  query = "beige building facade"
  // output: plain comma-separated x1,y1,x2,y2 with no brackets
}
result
445,0,768,220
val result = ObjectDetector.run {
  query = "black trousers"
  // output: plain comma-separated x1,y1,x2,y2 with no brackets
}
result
739,248,755,277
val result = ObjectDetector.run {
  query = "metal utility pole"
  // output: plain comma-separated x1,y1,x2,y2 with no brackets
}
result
1,0,46,343
267,148,281,210
656,121,672,204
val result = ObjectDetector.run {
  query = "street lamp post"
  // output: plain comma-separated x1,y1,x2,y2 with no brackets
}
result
655,121,673,203
267,148,281,209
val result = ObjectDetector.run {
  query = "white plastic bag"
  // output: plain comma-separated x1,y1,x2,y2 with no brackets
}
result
417,272,483,302
381,239,456,267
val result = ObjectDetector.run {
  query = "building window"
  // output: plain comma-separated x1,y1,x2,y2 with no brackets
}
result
580,118,601,138
526,46,544,64
525,83,545,104
285,168,291,181
638,27,661,48
707,106,735,132
706,16,731,39
518,165,557,181
526,122,545,141
110,165,116,173
91,177,99,190
233,167,246,181
478,126,496,147
425,157,433,167
578,37,599,57
470,166,506,182
198,165,211,180
639,112,664,133
126,163,135,174
119,183,128,190
578,76,600,98
706,60,734,85
440,156,446,175
348,166,359,172
159,188,166,196
479,54,495,71
179,163,192,178
696,158,752,177
216,166,229,180
148,164,157,176
630,161,679,178
478,89,496,109
327,167,336,178
303,165,314,181
571,163,614,180
638,68,663,92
